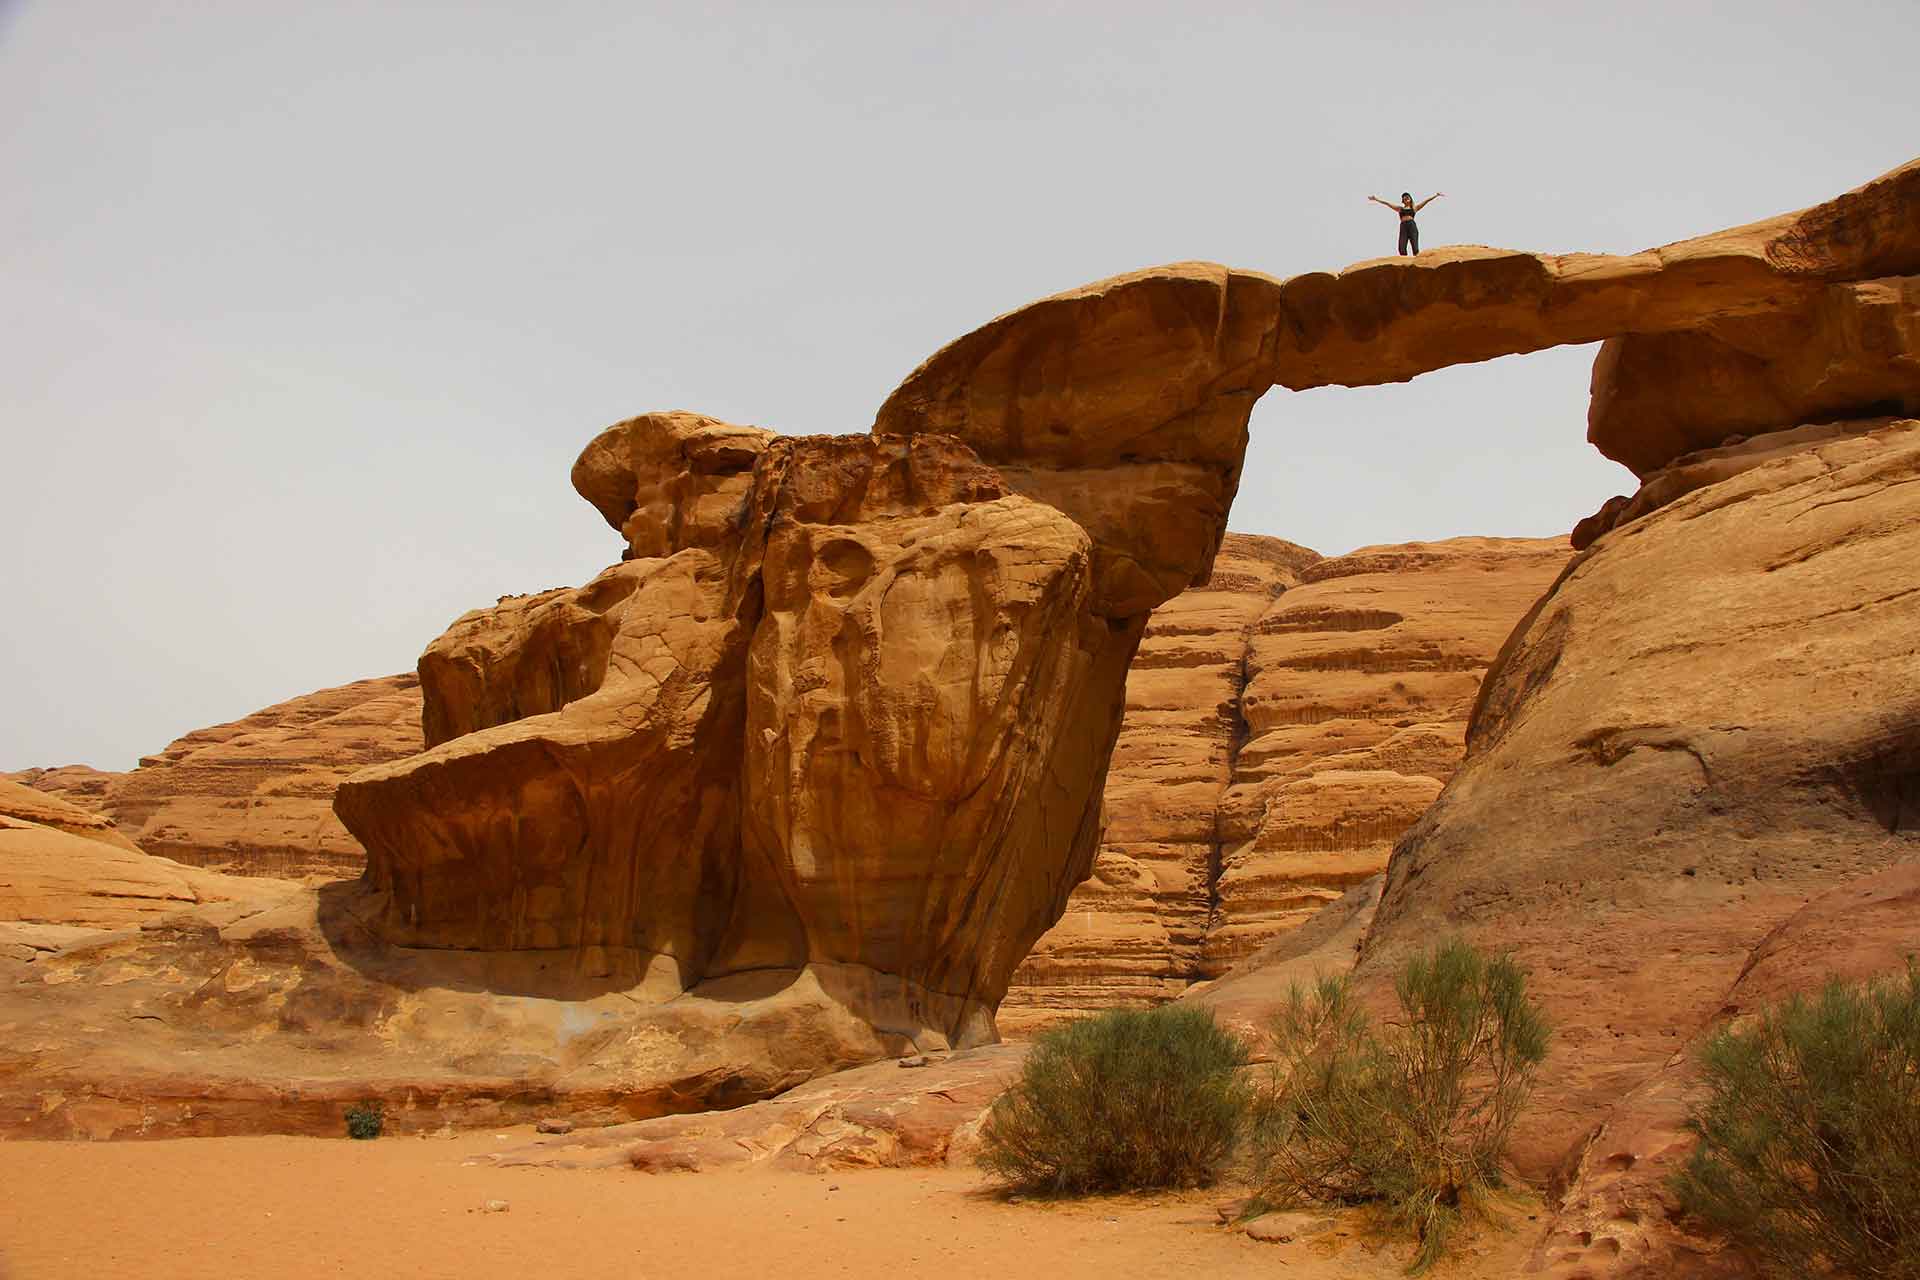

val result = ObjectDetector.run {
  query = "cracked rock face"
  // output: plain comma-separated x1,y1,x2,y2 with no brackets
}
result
1000,534,1570,1029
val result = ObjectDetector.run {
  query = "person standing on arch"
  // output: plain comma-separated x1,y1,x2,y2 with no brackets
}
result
1368,190,1444,256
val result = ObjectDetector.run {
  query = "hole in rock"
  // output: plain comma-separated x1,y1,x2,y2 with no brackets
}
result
1234,344,1633,555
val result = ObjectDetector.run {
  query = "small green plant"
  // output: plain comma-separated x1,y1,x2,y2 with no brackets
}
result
1672,962,1920,1279
345,1102,384,1140
1249,938,1549,1273
977,1004,1252,1194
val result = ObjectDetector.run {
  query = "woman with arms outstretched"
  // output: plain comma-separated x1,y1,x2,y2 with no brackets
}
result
1368,190,1443,256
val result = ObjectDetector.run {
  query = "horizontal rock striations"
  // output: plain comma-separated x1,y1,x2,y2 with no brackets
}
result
1002,535,1568,1028
9,675,424,879
1208,537,1571,974
0,778,141,853
1000,534,1319,1027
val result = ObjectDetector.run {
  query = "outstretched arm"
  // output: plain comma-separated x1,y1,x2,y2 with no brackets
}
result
1415,192,1445,212
1367,196,1396,211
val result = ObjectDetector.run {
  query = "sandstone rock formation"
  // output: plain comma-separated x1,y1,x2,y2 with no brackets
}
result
4,765,119,810
1002,535,1567,1029
7,157,1917,1160
335,412,1190,1059
488,1045,1026,1174
8,674,423,879
1590,275,1920,476
0,823,290,945
1209,536,1569,973
0,778,140,853
0,782,293,967
879,158,1919,485
1000,534,1318,1027
1353,418,1920,1276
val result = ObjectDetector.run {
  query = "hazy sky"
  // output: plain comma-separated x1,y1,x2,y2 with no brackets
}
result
4,1,1915,769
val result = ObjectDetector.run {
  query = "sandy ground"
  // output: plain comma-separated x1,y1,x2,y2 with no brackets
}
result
0,1128,1538,1279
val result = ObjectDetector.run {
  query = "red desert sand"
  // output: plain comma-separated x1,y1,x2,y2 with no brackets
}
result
0,1129,1537,1280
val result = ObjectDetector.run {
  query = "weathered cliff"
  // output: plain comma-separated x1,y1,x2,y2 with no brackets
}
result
8,675,423,879
1000,534,1318,1027
1001,534,1568,1028
1349,419,1920,1277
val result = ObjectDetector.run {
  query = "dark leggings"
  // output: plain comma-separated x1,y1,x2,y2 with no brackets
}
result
1398,219,1419,256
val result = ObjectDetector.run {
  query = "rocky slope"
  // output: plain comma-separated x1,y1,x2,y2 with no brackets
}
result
0,778,141,853
1208,535,1571,972
1350,417,1920,1278
8,674,423,879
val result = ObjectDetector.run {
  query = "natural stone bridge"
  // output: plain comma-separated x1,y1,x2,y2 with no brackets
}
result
322,156,1917,1101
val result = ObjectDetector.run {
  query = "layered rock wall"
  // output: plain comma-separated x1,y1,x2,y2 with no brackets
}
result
1002,535,1569,1026
9,675,423,879
1000,534,1318,1025
1209,537,1570,971
9,157,1919,1154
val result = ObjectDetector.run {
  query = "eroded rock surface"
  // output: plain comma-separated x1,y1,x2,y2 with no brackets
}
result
488,1046,1026,1174
9,157,1918,1154
1002,535,1565,1029
1208,537,1569,973
0,778,140,853
0,818,293,966
1001,534,1319,1028
1591,275,1920,476
10,675,424,879
1354,419,1920,1276
880,159,1920,486
335,414,1190,1071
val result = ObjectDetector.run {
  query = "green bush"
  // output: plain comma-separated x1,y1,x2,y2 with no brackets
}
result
345,1102,384,1140
1249,939,1549,1273
976,1004,1252,1194
1672,962,1920,1279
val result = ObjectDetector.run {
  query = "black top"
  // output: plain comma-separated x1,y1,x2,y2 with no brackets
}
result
1399,203,1416,221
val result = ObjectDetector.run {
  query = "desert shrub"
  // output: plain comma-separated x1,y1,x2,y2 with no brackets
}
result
1249,939,1549,1272
1672,962,1920,1279
345,1102,384,1140
976,1004,1252,1194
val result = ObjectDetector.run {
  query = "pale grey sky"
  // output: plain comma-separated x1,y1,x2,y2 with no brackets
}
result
4,1,1915,769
